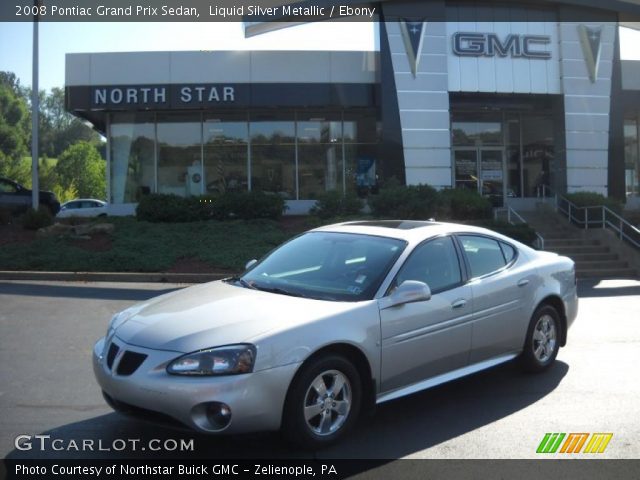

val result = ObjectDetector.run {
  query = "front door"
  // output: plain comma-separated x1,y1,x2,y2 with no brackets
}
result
453,148,506,207
379,236,473,393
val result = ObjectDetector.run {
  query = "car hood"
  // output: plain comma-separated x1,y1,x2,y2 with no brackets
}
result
114,280,359,353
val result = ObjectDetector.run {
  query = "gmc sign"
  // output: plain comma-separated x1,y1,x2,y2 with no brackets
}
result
452,32,552,59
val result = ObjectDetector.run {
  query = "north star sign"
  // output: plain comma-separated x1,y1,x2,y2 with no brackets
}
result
452,32,552,59
92,85,236,107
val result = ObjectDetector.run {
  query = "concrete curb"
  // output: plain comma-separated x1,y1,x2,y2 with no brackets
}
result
0,271,232,283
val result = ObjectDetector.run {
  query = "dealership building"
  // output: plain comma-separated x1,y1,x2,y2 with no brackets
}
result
65,1,640,214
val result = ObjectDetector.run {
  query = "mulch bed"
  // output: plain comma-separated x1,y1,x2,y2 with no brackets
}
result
0,223,36,247
66,233,113,252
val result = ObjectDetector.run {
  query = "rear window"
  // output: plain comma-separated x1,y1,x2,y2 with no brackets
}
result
459,235,506,278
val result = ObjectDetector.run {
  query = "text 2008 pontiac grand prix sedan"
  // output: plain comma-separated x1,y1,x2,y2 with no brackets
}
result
93,220,578,449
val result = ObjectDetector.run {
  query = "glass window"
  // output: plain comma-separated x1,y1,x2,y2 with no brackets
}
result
459,235,506,278
250,113,295,199
500,242,517,263
395,236,462,293
157,114,202,197
110,113,155,203
521,116,554,197
0,180,17,193
624,115,639,197
297,112,342,199
204,114,248,194
344,111,379,195
451,113,502,146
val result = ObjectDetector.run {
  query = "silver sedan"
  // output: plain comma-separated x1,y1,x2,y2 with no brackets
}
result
93,220,578,449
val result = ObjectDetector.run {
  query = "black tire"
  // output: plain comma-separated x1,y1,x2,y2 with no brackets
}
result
520,304,561,373
282,354,362,450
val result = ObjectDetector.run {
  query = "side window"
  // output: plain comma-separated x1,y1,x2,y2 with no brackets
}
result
395,236,462,293
67,201,79,209
459,235,506,278
0,181,17,193
500,242,517,264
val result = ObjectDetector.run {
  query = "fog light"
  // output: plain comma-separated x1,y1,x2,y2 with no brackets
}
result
206,402,232,430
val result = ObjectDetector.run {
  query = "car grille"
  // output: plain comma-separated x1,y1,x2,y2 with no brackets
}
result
116,351,148,376
106,342,119,369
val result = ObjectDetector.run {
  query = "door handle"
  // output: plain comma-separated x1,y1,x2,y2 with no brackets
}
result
451,299,467,309
517,279,530,287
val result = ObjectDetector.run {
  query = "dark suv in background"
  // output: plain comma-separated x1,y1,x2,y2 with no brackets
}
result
0,177,61,215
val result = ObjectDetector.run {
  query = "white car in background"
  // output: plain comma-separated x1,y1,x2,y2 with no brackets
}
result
57,199,108,218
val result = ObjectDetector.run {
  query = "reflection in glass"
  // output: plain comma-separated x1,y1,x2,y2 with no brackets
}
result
624,116,639,197
110,113,155,203
451,116,502,146
298,115,342,198
204,116,248,194
157,114,202,197
250,118,295,198
521,116,554,197
454,150,478,190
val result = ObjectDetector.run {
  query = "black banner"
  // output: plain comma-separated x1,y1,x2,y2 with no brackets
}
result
3,0,640,22
3,0,379,22
3,459,640,480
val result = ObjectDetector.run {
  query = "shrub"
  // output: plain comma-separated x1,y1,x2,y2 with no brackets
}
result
0,207,12,225
481,220,538,246
204,191,286,220
438,188,492,220
309,190,363,219
21,207,53,230
136,191,286,223
369,184,439,219
136,193,198,223
565,191,623,214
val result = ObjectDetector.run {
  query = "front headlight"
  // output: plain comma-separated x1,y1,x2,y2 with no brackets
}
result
167,344,256,376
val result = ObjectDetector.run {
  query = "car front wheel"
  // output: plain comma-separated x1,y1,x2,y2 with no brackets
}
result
282,354,361,449
521,305,561,373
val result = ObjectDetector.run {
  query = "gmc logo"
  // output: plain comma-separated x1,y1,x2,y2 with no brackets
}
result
452,32,551,59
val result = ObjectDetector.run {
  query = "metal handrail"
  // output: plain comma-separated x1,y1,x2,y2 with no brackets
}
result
544,186,640,250
495,205,545,250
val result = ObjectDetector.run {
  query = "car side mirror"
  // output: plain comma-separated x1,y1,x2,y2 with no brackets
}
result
380,280,431,310
245,259,258,270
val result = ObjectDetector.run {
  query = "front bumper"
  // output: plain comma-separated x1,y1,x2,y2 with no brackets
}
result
93,337,301,434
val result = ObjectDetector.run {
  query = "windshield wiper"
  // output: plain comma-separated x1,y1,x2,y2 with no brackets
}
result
226,276,258,290
251,284,307,298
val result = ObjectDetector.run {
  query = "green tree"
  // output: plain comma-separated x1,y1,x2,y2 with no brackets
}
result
55,141,106,198
0,81,30,183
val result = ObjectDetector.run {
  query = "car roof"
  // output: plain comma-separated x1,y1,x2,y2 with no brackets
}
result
312,220,529,248
63,198,106,204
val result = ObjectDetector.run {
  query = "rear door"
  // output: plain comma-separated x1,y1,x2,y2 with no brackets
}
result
456,234,533,363
379,235,473,393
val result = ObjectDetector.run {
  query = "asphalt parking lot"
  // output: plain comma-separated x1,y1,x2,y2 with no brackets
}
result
0,279,639,460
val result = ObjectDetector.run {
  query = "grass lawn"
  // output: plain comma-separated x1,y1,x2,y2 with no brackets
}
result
0,215,536,273
0,217,298,273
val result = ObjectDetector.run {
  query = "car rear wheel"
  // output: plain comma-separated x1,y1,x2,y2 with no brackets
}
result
282,354,361,449
521,305,561,373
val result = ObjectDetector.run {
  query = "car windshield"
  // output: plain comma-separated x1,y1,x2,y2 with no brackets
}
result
238,232,407,302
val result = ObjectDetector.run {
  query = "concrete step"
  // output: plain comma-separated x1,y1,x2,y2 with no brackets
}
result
544,239,601,247
576,267,638,279
549,245,610,254
574,260,629,270
570,252,619,262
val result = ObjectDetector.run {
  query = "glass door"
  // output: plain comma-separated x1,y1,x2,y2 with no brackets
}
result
453,148,505,207
454,148,478,191
479,148,505,207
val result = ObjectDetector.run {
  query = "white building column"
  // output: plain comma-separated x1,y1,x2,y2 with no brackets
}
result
560,21,616,195
385,21,451,188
